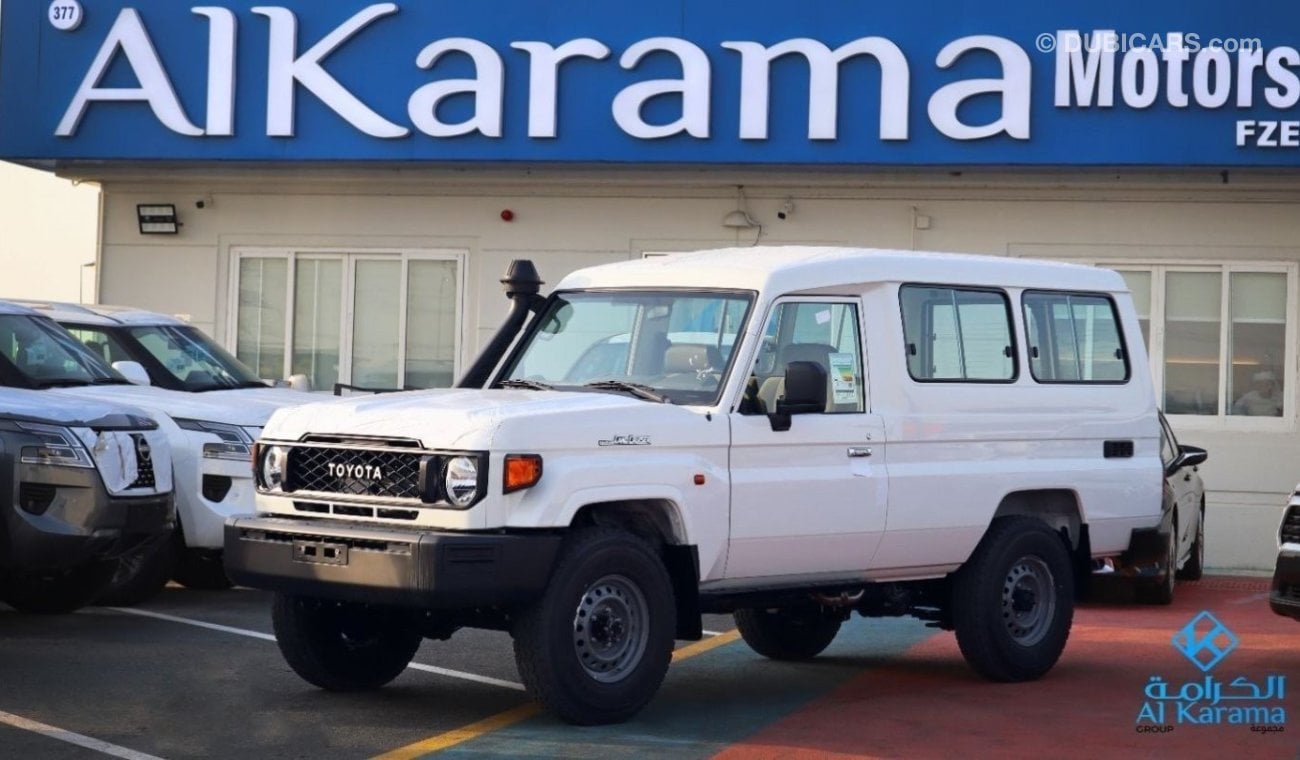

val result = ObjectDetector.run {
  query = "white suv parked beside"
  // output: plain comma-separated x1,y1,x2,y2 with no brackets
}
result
226,248,1167,725
0,301,311,602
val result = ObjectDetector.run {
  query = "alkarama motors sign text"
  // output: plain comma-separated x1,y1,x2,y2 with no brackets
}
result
1,0,1298,165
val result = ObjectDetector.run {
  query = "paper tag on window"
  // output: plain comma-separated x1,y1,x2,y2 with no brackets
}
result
814,310,831,325
828,352,859,405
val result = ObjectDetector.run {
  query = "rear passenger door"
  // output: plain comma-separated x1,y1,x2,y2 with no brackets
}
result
725,298,887,581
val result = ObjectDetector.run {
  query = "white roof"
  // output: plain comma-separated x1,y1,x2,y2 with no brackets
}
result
556,247,1128,295
7,300,185,327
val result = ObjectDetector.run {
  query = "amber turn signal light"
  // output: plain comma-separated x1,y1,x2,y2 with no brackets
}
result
503,454,543,493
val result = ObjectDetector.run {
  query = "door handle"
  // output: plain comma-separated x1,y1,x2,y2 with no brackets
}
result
847,447,873,458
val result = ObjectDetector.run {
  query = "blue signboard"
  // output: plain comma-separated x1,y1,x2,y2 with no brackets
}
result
1,0,1299,166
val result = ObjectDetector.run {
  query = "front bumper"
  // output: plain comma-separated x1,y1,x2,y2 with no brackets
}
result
224,516,562,609
1269,548,1300,621
2,458,175,571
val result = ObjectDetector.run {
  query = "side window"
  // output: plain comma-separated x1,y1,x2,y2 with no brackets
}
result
899,286,1016,382
740,300,865,415
1159,415,1178,469
1022,291,1129,383
64,327,133,365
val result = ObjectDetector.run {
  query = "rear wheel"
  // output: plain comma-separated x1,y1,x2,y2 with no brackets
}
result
512,528,675,725
952,517,1075,682
0,561,117,614
1176,503,1205,582
734,605,841,660
271,594,422,691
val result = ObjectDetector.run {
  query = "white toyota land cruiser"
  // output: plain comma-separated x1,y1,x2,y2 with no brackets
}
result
226,247,1166,725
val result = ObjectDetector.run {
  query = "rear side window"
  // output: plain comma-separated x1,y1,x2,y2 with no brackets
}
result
1022,291,1129,383
900,285,1016,382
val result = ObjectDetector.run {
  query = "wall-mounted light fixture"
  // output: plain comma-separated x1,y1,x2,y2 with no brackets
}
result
137,204,180,234
722,186,759,229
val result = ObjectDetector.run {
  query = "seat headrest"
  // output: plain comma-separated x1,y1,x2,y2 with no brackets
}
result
779,342,838,367
663,343,721,374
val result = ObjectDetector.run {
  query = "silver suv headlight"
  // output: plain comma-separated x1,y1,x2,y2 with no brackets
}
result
175,419,253,461
17,422,94,469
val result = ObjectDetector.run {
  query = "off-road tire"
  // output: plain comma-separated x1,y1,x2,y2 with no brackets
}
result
98,537,176,606
172,548,234,590
1176,503,1205,582
271,594,422,691
1136,519,1177,605
734,606,841,660
952,516,1075,682
512,528,675,725
0,561,117,614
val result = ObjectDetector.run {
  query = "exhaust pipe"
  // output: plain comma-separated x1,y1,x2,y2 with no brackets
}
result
456,259,545,388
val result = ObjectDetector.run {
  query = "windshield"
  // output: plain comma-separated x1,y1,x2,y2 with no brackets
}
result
0,315,125,388
501,290,753,405
126,325,265,391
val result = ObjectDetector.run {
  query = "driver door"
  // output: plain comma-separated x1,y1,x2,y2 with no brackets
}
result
725,298,887,581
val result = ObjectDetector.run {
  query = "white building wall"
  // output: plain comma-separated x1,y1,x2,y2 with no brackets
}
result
0,162,99,301
86,169,1300,571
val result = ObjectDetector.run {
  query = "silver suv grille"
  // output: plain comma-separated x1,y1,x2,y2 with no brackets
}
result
129,433,156,489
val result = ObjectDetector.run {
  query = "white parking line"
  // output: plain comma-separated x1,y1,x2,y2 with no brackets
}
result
0,710,165,760
703,629,726,636
100,607,526,692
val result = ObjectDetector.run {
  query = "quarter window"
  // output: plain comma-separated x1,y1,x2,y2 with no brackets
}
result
1022,291,1129,383
900,286,1016,382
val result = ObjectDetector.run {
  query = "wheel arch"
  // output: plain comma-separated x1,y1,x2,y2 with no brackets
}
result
991,489,1085,551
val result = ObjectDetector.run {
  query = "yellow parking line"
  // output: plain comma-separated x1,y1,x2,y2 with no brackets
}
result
373,630,742,759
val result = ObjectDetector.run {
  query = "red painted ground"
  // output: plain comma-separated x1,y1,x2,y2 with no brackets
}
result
718,577,1299,759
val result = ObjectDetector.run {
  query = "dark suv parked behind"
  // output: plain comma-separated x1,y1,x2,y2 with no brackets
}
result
0,388,174,613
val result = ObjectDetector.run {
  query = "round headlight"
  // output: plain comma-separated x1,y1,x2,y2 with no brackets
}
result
261,445,288,492
443,456,479,507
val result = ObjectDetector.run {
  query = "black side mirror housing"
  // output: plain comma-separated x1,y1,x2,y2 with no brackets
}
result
1174,444,1208,472
768,361,828,431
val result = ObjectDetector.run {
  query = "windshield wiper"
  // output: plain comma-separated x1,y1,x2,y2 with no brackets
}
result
91,377,132,385
498,378,556,391
36,378,93,388
195,380,269,392
582,380,667,403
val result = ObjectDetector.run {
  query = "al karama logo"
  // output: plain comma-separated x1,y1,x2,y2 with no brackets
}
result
1136,611,1287,734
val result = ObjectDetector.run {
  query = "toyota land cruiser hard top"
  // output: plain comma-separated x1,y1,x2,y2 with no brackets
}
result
0,387,173,613
226,247,1168,725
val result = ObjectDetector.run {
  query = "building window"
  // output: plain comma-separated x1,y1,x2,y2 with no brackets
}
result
1113,265,1294,423
899,285,1016,382
230,249,464,392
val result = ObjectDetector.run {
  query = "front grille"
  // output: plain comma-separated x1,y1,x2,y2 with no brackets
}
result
130,434,156,489
287,445,426,502
1282,506,1300,545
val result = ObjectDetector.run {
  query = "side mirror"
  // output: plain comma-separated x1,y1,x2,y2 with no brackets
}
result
284,373,312,392
1173,444,1208,472
768,361,827,432
112,360,152,386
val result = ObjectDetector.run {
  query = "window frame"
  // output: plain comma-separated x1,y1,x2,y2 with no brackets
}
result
898,283,1020,384
1100,261,1297,432
226,247,467,390
1020,289,1131,385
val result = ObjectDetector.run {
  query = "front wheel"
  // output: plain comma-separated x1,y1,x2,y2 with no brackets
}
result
1176,503,1205,582
172,549,234,590
734,606,841,660
271,594,422,691
512,528,675,725
952,517,1075,682
0,561,117,614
